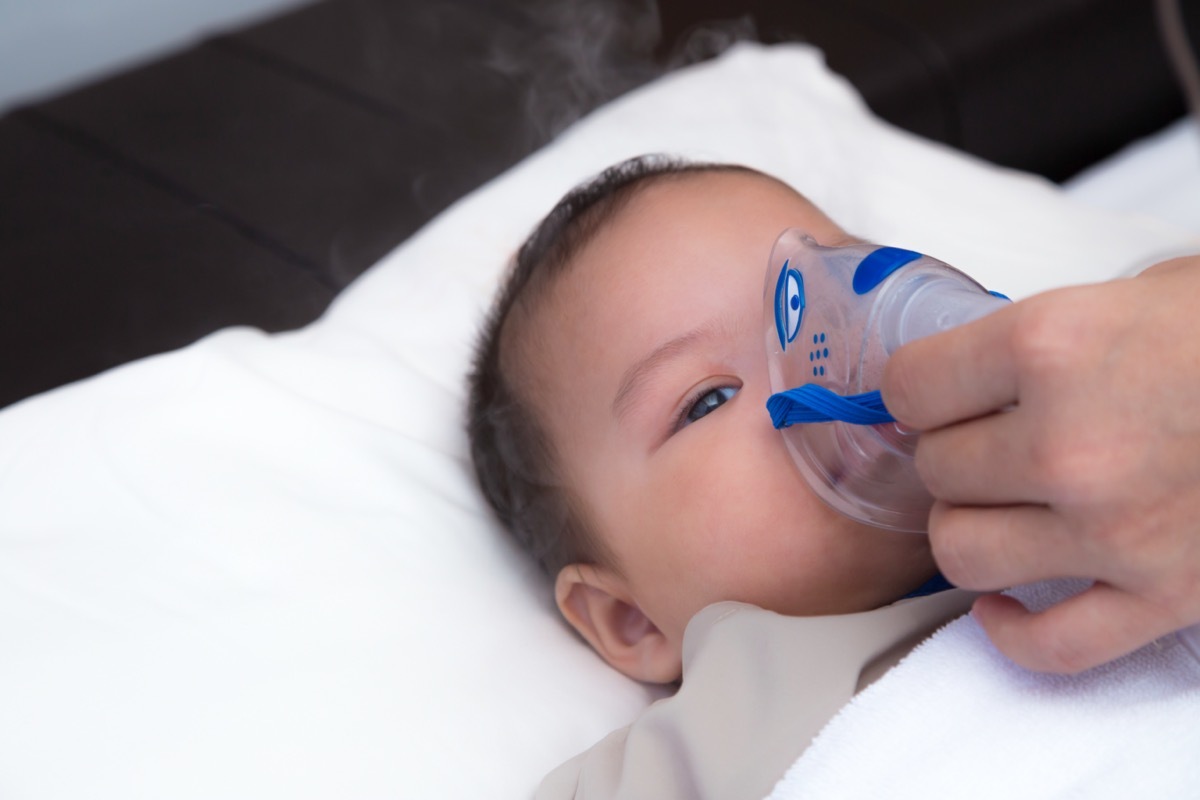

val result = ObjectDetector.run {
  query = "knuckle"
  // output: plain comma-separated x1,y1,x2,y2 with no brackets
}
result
1008,293,1093,377
928,507,982,587
1009,301,1064,370
1025,429,1074,492
913,437,943,495
1026,427,1126,505
914,432,963,501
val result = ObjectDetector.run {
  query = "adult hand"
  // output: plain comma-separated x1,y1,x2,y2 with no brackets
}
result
882,255,1200,673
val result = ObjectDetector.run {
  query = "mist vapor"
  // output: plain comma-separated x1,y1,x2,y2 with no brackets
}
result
486,0,758,145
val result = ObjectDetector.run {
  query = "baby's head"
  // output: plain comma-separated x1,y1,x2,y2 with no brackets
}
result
468,157,934,682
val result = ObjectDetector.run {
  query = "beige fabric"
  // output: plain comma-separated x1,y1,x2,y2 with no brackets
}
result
538,590,976,800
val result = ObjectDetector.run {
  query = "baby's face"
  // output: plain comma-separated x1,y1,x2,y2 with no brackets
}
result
529,172,936,654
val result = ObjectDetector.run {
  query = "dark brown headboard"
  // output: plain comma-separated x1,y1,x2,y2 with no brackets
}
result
659,0,1191,180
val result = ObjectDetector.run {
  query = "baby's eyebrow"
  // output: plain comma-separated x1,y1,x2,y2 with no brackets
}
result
611,323,722,422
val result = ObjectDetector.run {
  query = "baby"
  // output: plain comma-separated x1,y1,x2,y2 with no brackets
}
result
467,156,974,798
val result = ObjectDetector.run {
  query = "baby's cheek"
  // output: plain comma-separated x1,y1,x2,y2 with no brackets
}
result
673,438,809,574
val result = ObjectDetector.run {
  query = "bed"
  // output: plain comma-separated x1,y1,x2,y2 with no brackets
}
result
2,2,1199,798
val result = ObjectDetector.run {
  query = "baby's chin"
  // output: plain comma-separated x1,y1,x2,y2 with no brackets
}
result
834,527,939,607
872,534,939,591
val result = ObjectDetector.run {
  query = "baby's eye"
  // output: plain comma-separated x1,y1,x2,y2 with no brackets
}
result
683,386,739,427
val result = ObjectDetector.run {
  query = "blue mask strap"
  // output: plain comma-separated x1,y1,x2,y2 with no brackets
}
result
767,384,896,428
900,572,955,599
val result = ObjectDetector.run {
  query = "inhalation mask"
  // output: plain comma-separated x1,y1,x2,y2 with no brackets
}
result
764,229,1010,532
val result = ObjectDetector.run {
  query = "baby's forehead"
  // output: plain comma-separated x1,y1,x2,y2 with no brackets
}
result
537,173,798,329
592,170,821,259
575,171,803,259
511,168,820,367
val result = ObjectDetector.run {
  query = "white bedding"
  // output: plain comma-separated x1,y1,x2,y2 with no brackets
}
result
1064,116,1200,235
769,581,1200,799
2,44,1198,799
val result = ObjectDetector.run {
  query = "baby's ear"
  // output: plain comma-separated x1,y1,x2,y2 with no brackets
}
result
555,564,681,684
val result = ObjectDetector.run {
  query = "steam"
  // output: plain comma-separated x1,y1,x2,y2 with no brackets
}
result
485,0,758,146
669,13,758,66
321,0,761,277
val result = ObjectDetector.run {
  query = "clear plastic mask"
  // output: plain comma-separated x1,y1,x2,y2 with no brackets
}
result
764,229,1009,531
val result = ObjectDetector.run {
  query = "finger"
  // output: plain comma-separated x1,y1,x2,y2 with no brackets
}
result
928,503,1091,591
972,585,1181,674
915,408,1050,505
881,304,1019,431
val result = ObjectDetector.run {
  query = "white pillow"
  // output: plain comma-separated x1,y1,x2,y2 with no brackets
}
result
1064,117,1200,236
1,43,1196,799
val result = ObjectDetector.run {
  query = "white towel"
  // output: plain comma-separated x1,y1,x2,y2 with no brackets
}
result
768,580,1200,799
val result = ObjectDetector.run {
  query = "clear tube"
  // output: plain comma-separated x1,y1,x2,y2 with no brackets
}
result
879,273,1009,355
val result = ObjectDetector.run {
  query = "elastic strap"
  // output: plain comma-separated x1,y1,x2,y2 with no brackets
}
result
767,385,896,428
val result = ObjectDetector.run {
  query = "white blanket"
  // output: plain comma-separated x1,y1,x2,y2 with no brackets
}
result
768,582,1200,799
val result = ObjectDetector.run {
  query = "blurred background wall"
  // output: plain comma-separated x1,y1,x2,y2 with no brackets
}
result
0,0,311,110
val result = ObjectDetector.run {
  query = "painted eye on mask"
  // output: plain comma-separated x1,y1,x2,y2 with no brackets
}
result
683,385,739,427
773,262,805,351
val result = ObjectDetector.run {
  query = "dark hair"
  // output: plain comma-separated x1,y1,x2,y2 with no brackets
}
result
466,155,763,578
